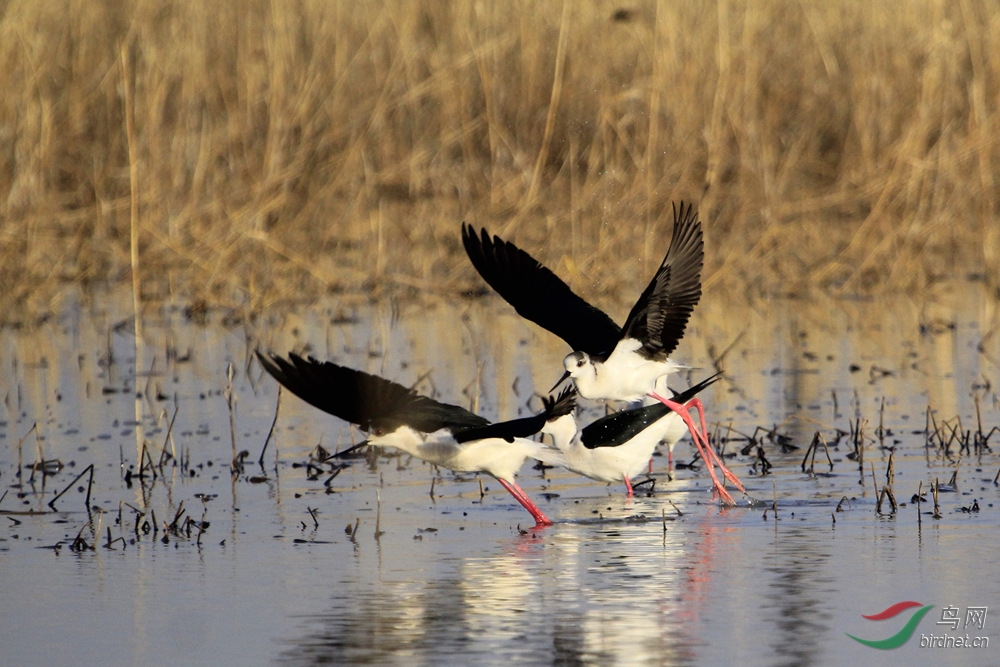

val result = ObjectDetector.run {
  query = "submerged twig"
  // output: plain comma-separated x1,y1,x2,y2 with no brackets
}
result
258,386,281,466
323,467,343,487
137,440,157,482
345,518,360,541
667,499,683,516
159,405,179,468
885,449,895,491
856,418,867,475
916,480,923,527
31,423,45,484
876,485,897,516
801,431,834,476
70,522,94,552
877,397,886,440
196,509,208,547
225,363,238,471
801,433,817,475
48,464,95,511
931,478,941,519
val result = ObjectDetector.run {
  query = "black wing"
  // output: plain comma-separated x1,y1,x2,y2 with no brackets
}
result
580,373,721,449
462,223,622,356
453,386,577,443
620,202,704,360
256,352,489,434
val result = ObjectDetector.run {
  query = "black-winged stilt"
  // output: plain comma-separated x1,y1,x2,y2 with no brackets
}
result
462,201,703,403
256,352,574,525
543,373,745,504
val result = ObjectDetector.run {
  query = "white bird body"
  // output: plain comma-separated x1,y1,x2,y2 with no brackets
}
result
543,411,684,485
564,340,688,403
373,426,566,482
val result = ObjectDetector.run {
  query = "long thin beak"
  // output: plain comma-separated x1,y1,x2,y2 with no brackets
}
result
549,370,571,393
327,441,369,460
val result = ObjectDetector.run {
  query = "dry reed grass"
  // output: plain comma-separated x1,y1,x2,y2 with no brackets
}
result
1,0,998,323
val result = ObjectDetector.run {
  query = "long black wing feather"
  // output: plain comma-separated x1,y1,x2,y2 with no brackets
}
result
580,373,721,449
462,223,622,356
453,387,577,443
620,202,704,360
256,352,489,434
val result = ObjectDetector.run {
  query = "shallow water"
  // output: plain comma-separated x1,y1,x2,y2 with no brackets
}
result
2,285,999,665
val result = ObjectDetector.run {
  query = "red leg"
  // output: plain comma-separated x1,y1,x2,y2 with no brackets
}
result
650,393,738,505
684,398,746,493
645,447,672,474
624,474,634,497
497,478,553,526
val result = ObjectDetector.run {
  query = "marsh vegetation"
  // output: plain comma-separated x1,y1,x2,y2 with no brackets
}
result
2,1,998,323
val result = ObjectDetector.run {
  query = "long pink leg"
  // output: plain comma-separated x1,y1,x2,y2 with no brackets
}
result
646,448,672,476
660,394,733,504
650,393,736,505
683,398,745,492
647,444,675,475
497,478,553,526
623,474,634,497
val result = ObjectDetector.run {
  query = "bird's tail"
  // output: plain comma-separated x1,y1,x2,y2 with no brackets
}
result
524,441,568,468
542,386,577,421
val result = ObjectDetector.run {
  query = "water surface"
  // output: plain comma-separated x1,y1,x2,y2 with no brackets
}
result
2,285,999,665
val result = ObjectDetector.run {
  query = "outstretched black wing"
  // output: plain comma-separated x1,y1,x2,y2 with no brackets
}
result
453,386,577,443
256,352,489,434
620,202,704,360
462,223,622,357
580,373,721,449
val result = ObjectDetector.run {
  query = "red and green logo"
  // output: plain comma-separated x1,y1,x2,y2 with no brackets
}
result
846,601,935,649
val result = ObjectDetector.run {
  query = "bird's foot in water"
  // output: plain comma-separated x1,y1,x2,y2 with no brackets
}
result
632,477,656,496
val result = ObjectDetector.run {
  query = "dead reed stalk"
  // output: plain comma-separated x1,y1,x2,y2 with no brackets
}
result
258,387,282,466
801,431,834,476
931,478,942,519
2,2,999,321
158,406,179,468
225,364,240,472
48,464,95,511
120,40,145,465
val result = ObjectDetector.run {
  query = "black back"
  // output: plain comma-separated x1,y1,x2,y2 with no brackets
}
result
580,373,721,449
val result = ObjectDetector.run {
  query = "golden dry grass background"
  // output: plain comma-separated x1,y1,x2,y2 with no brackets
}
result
2,0,999,323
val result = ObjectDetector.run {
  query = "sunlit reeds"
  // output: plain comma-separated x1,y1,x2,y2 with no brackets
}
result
1,1,998,322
